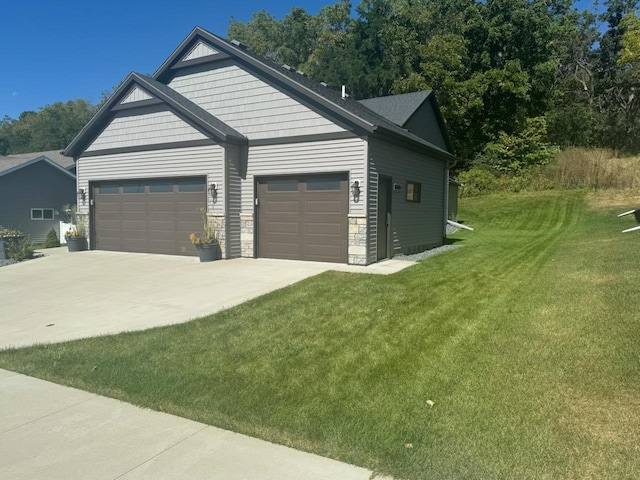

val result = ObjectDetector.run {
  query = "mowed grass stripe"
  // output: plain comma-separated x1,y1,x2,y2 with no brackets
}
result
1,190,638,479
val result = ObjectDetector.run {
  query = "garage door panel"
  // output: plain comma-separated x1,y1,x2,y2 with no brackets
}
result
94,177,205,257
266,201,299,214
304,244,342,260
122,239,147,251
266,242,301,257
305,223,342,235
304,200,343,214
121,221,147,233
122,202,146,212
266,222,299,234
258,174,348,263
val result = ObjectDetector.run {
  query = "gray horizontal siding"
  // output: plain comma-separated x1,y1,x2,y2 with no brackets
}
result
86,110,208,152
225,144,242,258
368,138,446,257
77,145,225,216
169,65,346,140
242,137,367,216
120,86,153,104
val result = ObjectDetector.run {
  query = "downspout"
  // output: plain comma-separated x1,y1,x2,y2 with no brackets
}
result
444,156,458,240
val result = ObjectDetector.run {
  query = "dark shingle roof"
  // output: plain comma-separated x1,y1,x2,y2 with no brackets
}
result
154,27,454,160
358,91,432,127
0,151,75,177
64,73,246,157
134,74,246,142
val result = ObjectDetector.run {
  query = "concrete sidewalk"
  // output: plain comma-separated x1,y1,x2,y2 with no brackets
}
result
0,369,389,480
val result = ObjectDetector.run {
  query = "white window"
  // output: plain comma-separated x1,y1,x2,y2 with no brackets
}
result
31,208,54,220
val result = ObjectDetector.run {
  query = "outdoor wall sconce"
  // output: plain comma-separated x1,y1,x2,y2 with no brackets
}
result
208,182,218,197
77,188,86,202
351,180,361,202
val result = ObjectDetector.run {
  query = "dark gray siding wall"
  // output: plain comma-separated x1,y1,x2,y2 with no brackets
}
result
367,137,446,260
404,102,449,152
0,162,76,243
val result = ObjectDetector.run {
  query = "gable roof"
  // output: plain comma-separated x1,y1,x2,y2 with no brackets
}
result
359,91,453,152
65,26,456,162
0,152,76,179
153,27,455,161
359,91,432,127
63,73,247,158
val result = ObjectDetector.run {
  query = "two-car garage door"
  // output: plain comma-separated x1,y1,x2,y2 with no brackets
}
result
92,174,349,263
93,177,205,256
257,174,348,263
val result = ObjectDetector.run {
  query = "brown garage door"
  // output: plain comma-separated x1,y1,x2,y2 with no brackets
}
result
93,177,206,256
257,174,348,263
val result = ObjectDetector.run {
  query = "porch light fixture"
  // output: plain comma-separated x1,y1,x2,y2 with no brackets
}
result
77,188,86,202
208,182,218,197
351,180,361,202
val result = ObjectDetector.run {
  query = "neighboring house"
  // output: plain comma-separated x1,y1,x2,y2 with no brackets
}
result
0,151,76,243
64,27,457,264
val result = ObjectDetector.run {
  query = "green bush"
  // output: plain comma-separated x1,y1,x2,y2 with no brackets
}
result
476,117,559,175
7,238,35,262
43,229,60,248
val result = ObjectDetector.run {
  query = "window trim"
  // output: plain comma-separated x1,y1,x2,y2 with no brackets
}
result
31,208,55,220
406,181,422,203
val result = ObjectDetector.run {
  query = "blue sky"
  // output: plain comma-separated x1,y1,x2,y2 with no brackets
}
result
1,0,601,120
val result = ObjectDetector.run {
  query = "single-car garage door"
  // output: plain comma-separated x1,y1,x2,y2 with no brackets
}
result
93,177,206,256
257,174,348,263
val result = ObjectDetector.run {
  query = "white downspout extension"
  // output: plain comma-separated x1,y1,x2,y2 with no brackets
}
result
444,157,458,238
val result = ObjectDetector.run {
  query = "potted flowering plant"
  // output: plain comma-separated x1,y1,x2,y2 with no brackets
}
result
65,224,88,252
62,205,88,252
190,208,219,262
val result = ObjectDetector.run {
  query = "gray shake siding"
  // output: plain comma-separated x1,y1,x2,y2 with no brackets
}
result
367,138,446,259
77,144,224,218
85,110,208,152
168,65,346,140
121,86,153,104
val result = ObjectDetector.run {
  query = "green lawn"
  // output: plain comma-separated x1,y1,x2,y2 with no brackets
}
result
2,190,639,479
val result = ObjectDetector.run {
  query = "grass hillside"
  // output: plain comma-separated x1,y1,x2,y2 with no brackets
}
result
2,190,640,479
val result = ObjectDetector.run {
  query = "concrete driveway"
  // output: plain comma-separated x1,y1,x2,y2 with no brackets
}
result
0,248,413,349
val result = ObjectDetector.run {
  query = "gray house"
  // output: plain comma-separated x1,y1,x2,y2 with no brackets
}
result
0,151,76,243
64,27,456,264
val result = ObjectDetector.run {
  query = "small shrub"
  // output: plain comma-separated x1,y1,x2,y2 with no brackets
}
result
7,238,35,262
43,229,60,248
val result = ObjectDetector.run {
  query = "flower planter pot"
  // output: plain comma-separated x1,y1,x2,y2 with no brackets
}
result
196,243,219,262
66,236,88,252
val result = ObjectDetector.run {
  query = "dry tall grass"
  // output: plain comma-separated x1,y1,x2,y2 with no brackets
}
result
543,148,640,190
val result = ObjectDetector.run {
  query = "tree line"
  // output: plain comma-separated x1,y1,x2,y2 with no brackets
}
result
229,0,640,171
2,0,638,175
